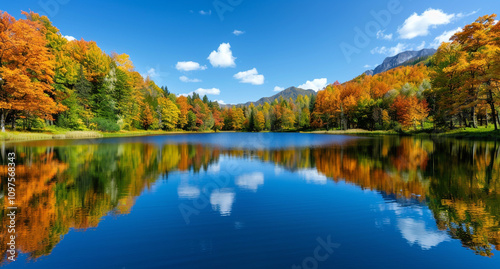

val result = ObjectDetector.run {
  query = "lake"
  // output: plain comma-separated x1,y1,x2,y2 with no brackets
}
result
1,133,500,268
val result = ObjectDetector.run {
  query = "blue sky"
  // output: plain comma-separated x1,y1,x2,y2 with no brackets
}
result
2,0,498,104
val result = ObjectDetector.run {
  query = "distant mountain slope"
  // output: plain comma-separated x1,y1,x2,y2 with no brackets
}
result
365,48,436,76
243,87,316,106
222,87,316,107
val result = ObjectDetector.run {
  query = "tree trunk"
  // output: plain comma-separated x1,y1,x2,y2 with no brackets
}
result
488,89,498,130
340,104,347,131
1,111,5,132
11,114,15,130
471,106,478,128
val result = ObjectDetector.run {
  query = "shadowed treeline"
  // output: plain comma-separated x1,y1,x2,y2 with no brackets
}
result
1,137,500,263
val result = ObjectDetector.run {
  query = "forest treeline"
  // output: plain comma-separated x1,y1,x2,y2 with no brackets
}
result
0,11,499,132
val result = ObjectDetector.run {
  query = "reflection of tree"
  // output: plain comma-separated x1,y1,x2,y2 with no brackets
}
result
0,143,219,264
1,137,500,261
222,138,500,256
427,140,500,257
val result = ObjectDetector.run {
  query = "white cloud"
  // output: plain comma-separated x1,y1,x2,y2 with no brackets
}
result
298,169,328,185
233,68,264,85
376,30,393,40
274,86,285,92
179,76,201,83
63,35,76,42
431,27,462,48
176,61,207,72
195,88,220,95
398,9,455,39
233,30,245,36
298,78,328,92
236,172,264,191
214,100,226,105
210,189,235,216
199,10,212,15
416,41,426,50
208,43,236,68
180,88,221,97
370,43,408,56
364,64,372,68
456,10,479,19
141,68,159,79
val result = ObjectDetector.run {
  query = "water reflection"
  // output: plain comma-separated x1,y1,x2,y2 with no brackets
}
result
0,134,500,266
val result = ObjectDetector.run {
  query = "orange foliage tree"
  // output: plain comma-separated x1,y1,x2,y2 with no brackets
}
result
0,11,65,131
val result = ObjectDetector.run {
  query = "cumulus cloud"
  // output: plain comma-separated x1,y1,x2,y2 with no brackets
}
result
179,76,201,83
398,9,455,39
376,30,393,40
274,86,285,92
370,43,408,56
233,68,264,85
214,100,226,105
199,10,211,15
431,27,462,48
195,88,220,95
298,78,328,92
364,64,372,69
141,68,159,79
63,35,76,42
236,172,264,191
176,61,207,72
179,88,221,97
416,41,426,50
208,43,236,68
233,30,245,36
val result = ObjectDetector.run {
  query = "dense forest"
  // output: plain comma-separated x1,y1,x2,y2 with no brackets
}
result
0,11,499,133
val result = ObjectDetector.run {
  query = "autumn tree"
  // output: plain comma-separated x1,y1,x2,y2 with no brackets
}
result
0,12,64,131
141,105,154,130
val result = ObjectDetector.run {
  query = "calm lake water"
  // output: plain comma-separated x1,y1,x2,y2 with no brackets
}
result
1,133,500,268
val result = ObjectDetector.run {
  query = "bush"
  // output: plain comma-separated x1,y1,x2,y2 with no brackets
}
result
91,118,120,132
391,121,403,133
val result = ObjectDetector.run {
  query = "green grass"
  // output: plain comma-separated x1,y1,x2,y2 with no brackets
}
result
434,125,500,140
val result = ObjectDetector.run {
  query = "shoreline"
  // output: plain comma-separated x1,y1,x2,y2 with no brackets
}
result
2,127,500,143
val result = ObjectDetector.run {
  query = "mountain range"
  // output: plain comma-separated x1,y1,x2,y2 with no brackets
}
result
238,87,316,106
364,48,436,76
227,48,437,107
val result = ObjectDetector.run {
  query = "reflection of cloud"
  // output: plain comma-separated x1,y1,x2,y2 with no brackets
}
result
207,163,220,174
210,189,235,216
234,221,244,230
299,169,328,185
379,202,450,250
274,166,284,176
236,172,264,191
178,185,200,199
397,218,449,250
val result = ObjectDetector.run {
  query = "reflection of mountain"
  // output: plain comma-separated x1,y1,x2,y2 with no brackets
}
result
1,137,500,262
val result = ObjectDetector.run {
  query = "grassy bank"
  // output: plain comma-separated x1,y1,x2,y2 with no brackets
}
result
304,125,500,140
0,128,216,143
